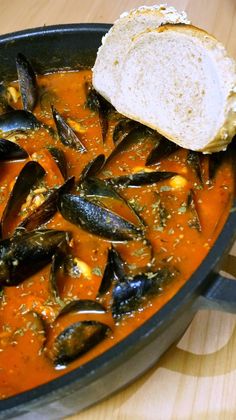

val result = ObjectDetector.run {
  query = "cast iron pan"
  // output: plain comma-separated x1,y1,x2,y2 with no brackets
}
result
0,24,236,420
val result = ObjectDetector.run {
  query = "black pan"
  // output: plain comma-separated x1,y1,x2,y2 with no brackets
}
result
0,24,236,420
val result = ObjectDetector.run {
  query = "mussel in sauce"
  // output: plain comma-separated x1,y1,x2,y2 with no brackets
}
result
45,300,111,366
0,65,233,399
0,229,69,287
58,193,144,241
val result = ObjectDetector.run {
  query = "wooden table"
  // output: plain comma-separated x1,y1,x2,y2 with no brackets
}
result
1,1,236,419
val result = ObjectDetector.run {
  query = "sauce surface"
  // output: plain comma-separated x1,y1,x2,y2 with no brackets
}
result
0,70,234,399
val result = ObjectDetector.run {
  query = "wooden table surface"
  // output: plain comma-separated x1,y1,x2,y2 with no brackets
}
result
1,1,236,419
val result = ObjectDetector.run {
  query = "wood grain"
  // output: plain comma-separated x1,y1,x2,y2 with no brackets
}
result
0,1,236,419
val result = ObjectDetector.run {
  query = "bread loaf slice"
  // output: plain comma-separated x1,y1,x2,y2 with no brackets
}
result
93,16,236,152
92,5,189,104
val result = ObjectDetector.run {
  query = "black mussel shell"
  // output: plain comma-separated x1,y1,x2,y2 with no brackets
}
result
106,171,177,187
112,118,140,144
208,152,224,180
49,239,69,298
16,53,38,112
187,151,203,184
47,147,68,180
59,300,106,316
50,320,110,367
104,126,154,168
58,193,144,241
0,229,69,287
186,190,202,232
0,138,28,161
52,106,87,152
19,177,75,232
85,84,112,143
146,136,179,166
79,154,105,182
1,161,45,239
112,269,172,317
79,177,146,227
99,246,125,295
79,177,121,200
0,110,40,136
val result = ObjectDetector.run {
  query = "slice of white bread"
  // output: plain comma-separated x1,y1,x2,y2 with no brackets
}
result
93,13,236,152
92,5,189,104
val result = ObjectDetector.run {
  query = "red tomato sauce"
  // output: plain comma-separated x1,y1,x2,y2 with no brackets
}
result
0,70,234,398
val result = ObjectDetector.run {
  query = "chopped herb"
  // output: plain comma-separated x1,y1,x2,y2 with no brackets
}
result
92,267,102,276
178,204,187,213
160,185,172,192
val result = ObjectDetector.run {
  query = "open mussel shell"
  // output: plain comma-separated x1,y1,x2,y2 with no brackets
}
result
79,154,105,182
49,238,70,298
79,177,146,227
104,125,154,168
99,246,126,295
146,136,180,166
186,189,202,232
1,161,46,239
112,269,173,317
0,138,28,161
49,320,110,367
85,83,112,143
0,229,69,287
46,299,111,366
106,171,177,187
52,106,87,152
79,177,121,200
0,110,41,137
20,177,75,232
58,193,144,241
112,118,140,145
208,152,224,180
59,300,106,316
47,146,68,180
187,151,203,184
16,53,38,112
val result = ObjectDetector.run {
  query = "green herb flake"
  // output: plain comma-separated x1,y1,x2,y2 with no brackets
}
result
92,267,102,276
178,204,187,214
160,185,172,192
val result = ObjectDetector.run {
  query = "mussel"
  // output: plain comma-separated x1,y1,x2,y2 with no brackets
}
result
0,229,69,287
208,152,224,180
106,171,177,187
58,193,144,241
52,106,87,152
99,246,125,295
0,110,41,137
19,177,75,232
16,53,38,112
186,190,202,232
146,136,180,166
79,154,105,182
0,138,28,161
112,269,173,317
85,84,112,143
112,118,140,144
104,126,154,168
187,151,203,184
45,299,111,366
79,177,146,227
47,146,68,180
1,161,45,238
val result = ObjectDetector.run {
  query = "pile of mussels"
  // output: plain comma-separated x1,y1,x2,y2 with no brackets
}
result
0,54,225,367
